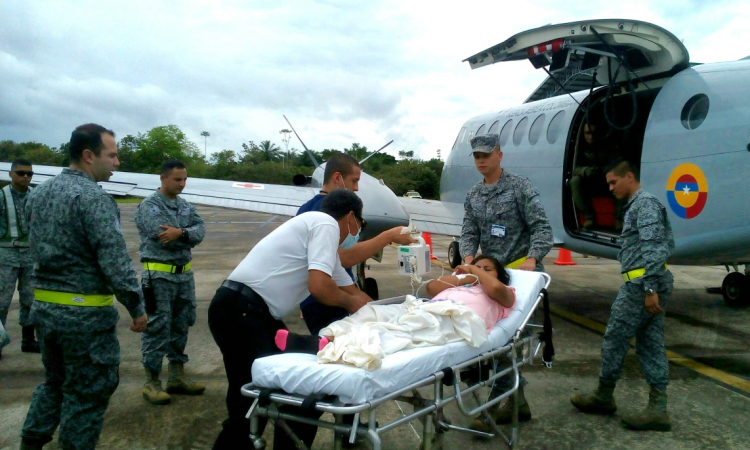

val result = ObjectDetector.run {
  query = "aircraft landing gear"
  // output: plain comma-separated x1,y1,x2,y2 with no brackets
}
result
356,262,379,300
364,277,379,300
721,271,749,307
448,241,461,269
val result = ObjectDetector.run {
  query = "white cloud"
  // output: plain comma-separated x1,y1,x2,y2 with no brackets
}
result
1,0,748,160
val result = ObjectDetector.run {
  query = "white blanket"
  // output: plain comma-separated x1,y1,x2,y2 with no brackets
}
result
318,296,487,370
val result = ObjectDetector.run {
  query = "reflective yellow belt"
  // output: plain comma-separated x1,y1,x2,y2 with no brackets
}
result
506,257,527,270
34,289,114,307
143,262,191,274
622,264,669,281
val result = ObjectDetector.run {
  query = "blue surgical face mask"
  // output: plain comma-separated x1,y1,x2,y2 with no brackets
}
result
339,215,361,249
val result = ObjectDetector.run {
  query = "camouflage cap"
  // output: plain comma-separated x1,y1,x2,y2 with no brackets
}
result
470,134,500,154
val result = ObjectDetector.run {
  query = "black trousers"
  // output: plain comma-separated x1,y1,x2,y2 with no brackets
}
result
208,285,322,449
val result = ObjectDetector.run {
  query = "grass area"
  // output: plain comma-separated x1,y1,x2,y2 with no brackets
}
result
114,196,143,204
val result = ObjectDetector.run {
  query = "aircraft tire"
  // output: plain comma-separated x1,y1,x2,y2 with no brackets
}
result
364,277,379,300
448,241,461,269
721,272,749,307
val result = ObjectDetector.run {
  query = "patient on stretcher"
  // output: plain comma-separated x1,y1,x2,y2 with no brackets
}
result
275,256,516,370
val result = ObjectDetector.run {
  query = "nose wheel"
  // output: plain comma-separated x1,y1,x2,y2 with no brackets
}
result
721,272,749,307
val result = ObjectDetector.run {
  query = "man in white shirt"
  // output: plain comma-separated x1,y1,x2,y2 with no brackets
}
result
208,188,370,450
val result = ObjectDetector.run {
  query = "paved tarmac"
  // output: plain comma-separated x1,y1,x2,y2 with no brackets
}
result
1,205,748,450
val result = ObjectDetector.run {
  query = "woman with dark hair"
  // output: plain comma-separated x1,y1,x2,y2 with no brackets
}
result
424,255,514,332
275,256,516,369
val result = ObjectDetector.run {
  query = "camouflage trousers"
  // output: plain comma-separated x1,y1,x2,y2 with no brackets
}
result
21,322,120,450
141,277,196,373
600,273,674,391
0,264,34,327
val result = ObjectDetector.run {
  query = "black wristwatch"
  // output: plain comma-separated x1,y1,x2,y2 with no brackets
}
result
645,288,655,296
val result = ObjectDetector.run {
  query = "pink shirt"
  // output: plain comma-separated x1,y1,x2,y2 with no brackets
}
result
431,285,516,332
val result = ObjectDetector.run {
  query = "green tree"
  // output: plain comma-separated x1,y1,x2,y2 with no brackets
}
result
118,125,204,174
298,148,322,167
0,141,66,166
257,140,282,162
240,141,265,165
344,143,368,162
398,150,414,160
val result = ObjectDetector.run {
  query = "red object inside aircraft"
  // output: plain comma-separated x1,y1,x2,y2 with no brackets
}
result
579,197,615,227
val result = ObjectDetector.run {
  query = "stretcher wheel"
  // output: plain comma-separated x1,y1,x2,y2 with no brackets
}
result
448,241,461,268
722,272,749,307
364,277,379,300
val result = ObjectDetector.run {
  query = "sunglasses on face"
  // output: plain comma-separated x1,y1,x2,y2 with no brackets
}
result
13,171,34,177
356,216,367,230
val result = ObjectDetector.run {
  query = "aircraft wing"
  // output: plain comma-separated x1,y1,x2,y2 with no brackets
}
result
398,197,464,237
0,162,314,217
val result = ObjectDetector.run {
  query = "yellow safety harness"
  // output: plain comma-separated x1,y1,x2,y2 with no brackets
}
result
34,289,113,307
622,264,669,282
143,262,191,274
506,257,527,270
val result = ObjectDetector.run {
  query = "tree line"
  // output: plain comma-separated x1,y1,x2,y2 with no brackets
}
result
0,124,445,199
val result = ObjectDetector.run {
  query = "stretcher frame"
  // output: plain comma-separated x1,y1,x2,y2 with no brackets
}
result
241,272,551,450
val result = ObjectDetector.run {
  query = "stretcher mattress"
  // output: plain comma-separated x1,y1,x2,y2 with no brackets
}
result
251,269,547,404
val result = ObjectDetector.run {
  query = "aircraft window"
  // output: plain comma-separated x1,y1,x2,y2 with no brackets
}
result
499,120,513,147
528,114,546,145
487,120,500,134
513,117,529,146
475,124,486,136
681,94,709,130
547,110,566,144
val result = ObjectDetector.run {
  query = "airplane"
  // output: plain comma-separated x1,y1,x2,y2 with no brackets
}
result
399,18,750,307
2,19,749,308
0,158,410,299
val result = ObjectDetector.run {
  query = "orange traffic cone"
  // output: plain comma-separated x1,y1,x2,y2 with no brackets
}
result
553,248,577,266
423,232,438,260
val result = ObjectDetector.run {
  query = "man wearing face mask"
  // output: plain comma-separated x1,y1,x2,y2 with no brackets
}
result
207,189,370,449
297,152,416,336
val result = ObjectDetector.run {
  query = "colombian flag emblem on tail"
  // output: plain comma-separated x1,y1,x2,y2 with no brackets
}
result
666,163,708,219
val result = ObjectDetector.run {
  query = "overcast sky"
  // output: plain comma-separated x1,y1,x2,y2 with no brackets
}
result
2,1,749,162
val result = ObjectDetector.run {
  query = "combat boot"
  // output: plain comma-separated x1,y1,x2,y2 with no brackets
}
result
21,326,40,353
570,381,617,414
621,386,671,432
166,361,205,395
491,385,532,424
142,368,171,405
583,211,595,229
469,386,531,432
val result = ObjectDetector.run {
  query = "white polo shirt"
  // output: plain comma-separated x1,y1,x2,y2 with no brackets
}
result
227,211,354,319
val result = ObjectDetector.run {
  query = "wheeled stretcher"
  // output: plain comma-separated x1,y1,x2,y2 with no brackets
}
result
241,269,552,449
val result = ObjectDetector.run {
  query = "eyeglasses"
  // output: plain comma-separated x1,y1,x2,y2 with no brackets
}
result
356,217,367,230
13,171,34,177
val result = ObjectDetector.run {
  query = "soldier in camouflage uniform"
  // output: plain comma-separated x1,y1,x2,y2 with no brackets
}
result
459,134,553,431
135,159,206,405
19,124,147,450
0,158,39,357
571,158,675,432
